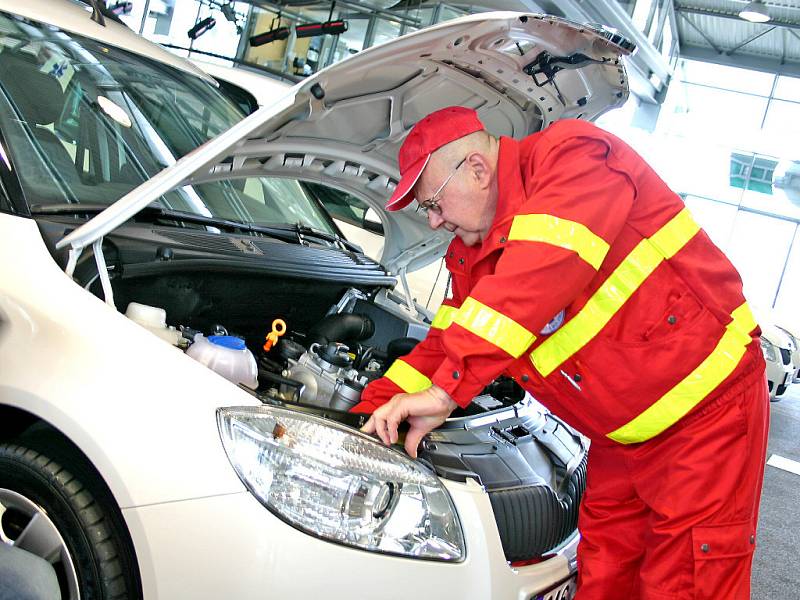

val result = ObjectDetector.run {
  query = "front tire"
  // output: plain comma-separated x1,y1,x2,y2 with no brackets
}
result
0,442,139,600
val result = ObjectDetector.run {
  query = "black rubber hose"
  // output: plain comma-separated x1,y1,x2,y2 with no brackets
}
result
309,313,375,346
386,337,420,366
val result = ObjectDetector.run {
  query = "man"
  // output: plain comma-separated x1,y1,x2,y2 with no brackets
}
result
353,106,769,599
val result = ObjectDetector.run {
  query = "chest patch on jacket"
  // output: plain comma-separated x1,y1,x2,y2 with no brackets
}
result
540,309,566,335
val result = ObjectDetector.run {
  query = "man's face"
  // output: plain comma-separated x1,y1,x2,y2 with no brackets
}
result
413,155,489,247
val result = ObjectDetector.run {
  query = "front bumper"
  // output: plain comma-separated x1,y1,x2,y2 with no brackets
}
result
123,480,577,599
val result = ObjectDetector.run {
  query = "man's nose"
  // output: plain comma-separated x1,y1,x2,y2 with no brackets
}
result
427,210,445,229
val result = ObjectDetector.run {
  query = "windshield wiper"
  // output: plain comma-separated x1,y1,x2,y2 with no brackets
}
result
31,204,300,244
291,224,360,253
30,204,359,251
30,203,111,216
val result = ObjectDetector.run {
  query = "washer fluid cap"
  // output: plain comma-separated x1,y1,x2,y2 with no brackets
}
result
208,335,247,350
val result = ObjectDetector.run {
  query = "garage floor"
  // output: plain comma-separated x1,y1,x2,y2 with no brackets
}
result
752,385,800,598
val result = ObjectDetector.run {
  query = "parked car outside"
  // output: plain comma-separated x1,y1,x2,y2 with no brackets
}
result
0,2,634,598
754,307,795,400
774,318,800,384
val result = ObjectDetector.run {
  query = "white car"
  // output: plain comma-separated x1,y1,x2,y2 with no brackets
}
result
0,2,633,598
775,320,800,385
189,58,292,114
760,324,795,400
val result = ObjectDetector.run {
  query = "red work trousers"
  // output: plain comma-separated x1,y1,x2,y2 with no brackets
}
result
575,369,770,600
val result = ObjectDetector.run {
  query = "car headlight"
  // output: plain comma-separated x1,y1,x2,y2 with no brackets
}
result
217,406,465,561
760,337,778,362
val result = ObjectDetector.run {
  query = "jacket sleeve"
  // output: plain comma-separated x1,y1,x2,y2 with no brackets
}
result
349,292,463,414
430,135,636,407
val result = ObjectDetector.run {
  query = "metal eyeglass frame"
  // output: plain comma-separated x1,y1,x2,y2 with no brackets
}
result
416,157,467,215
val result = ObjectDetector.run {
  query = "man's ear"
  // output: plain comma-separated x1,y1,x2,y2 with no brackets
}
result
466,151,494,189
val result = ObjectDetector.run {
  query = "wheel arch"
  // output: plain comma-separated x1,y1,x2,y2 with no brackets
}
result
0,402,144,597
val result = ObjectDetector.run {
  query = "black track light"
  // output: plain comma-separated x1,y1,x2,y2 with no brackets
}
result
295,20,348,38
110,1,133,15
188,16,216,40
250,26,290,46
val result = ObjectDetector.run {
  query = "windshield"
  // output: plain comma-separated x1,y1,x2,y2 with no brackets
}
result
0,11,334,233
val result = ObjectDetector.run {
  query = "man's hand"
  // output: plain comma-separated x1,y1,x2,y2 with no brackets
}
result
361,385,458,458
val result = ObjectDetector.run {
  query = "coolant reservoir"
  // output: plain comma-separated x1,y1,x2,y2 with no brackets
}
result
186,334,258,390
125,302,183,346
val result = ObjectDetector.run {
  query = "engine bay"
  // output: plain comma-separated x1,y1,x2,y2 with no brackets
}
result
123,285,527,420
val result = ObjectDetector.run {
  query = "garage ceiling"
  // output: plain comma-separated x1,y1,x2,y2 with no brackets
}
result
240,0,800,92
672,0,800,76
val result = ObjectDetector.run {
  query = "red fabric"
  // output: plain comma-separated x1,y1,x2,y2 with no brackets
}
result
350,377,402,413
351,298,462,414
575,367,769,599
356,120,765,444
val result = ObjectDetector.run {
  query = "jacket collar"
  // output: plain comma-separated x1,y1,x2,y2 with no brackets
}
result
471,136,527,262
492,136,528,226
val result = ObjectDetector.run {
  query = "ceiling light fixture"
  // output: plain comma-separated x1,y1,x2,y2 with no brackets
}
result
739,1,770,23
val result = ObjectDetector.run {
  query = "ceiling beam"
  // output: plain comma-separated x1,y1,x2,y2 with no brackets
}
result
680,43,800,77
728,25,778,54
674,3,800,31
677,10,723,53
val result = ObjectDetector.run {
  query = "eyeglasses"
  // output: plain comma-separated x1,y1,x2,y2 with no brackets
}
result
416,157,466,215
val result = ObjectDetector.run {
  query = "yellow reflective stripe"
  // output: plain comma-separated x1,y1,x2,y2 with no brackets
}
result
431,305,458,330
607,303,757,444
384,359,432,394
509,214,610,270
648,208,700,259
531,209,701,377
454,297,536,358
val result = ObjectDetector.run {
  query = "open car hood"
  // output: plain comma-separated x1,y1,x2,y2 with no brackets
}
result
58,12,635,276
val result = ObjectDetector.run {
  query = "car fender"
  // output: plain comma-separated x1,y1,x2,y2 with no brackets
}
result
0,213,252,508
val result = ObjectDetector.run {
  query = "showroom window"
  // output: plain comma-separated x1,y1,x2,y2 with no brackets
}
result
129,1,462,77
327,14,369,65
598,58,800,315
119,0,251,63
370,18,401,48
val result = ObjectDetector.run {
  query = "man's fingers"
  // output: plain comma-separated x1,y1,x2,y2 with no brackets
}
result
404,426,428,459
361,416,376,434
386,414,402,445
376,417,391,446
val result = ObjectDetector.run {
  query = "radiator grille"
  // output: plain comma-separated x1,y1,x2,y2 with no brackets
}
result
780,347,792,366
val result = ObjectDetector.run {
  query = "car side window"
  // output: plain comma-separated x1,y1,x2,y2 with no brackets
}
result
214,79,259,115
302,182,385,260
304,182,384,235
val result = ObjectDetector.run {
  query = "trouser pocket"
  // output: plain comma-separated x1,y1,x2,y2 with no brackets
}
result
692,520,756,600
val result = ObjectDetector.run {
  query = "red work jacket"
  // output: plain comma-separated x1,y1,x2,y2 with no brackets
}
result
352,119,765,445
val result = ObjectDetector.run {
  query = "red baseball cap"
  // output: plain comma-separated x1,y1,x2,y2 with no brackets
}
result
386,106,485,211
